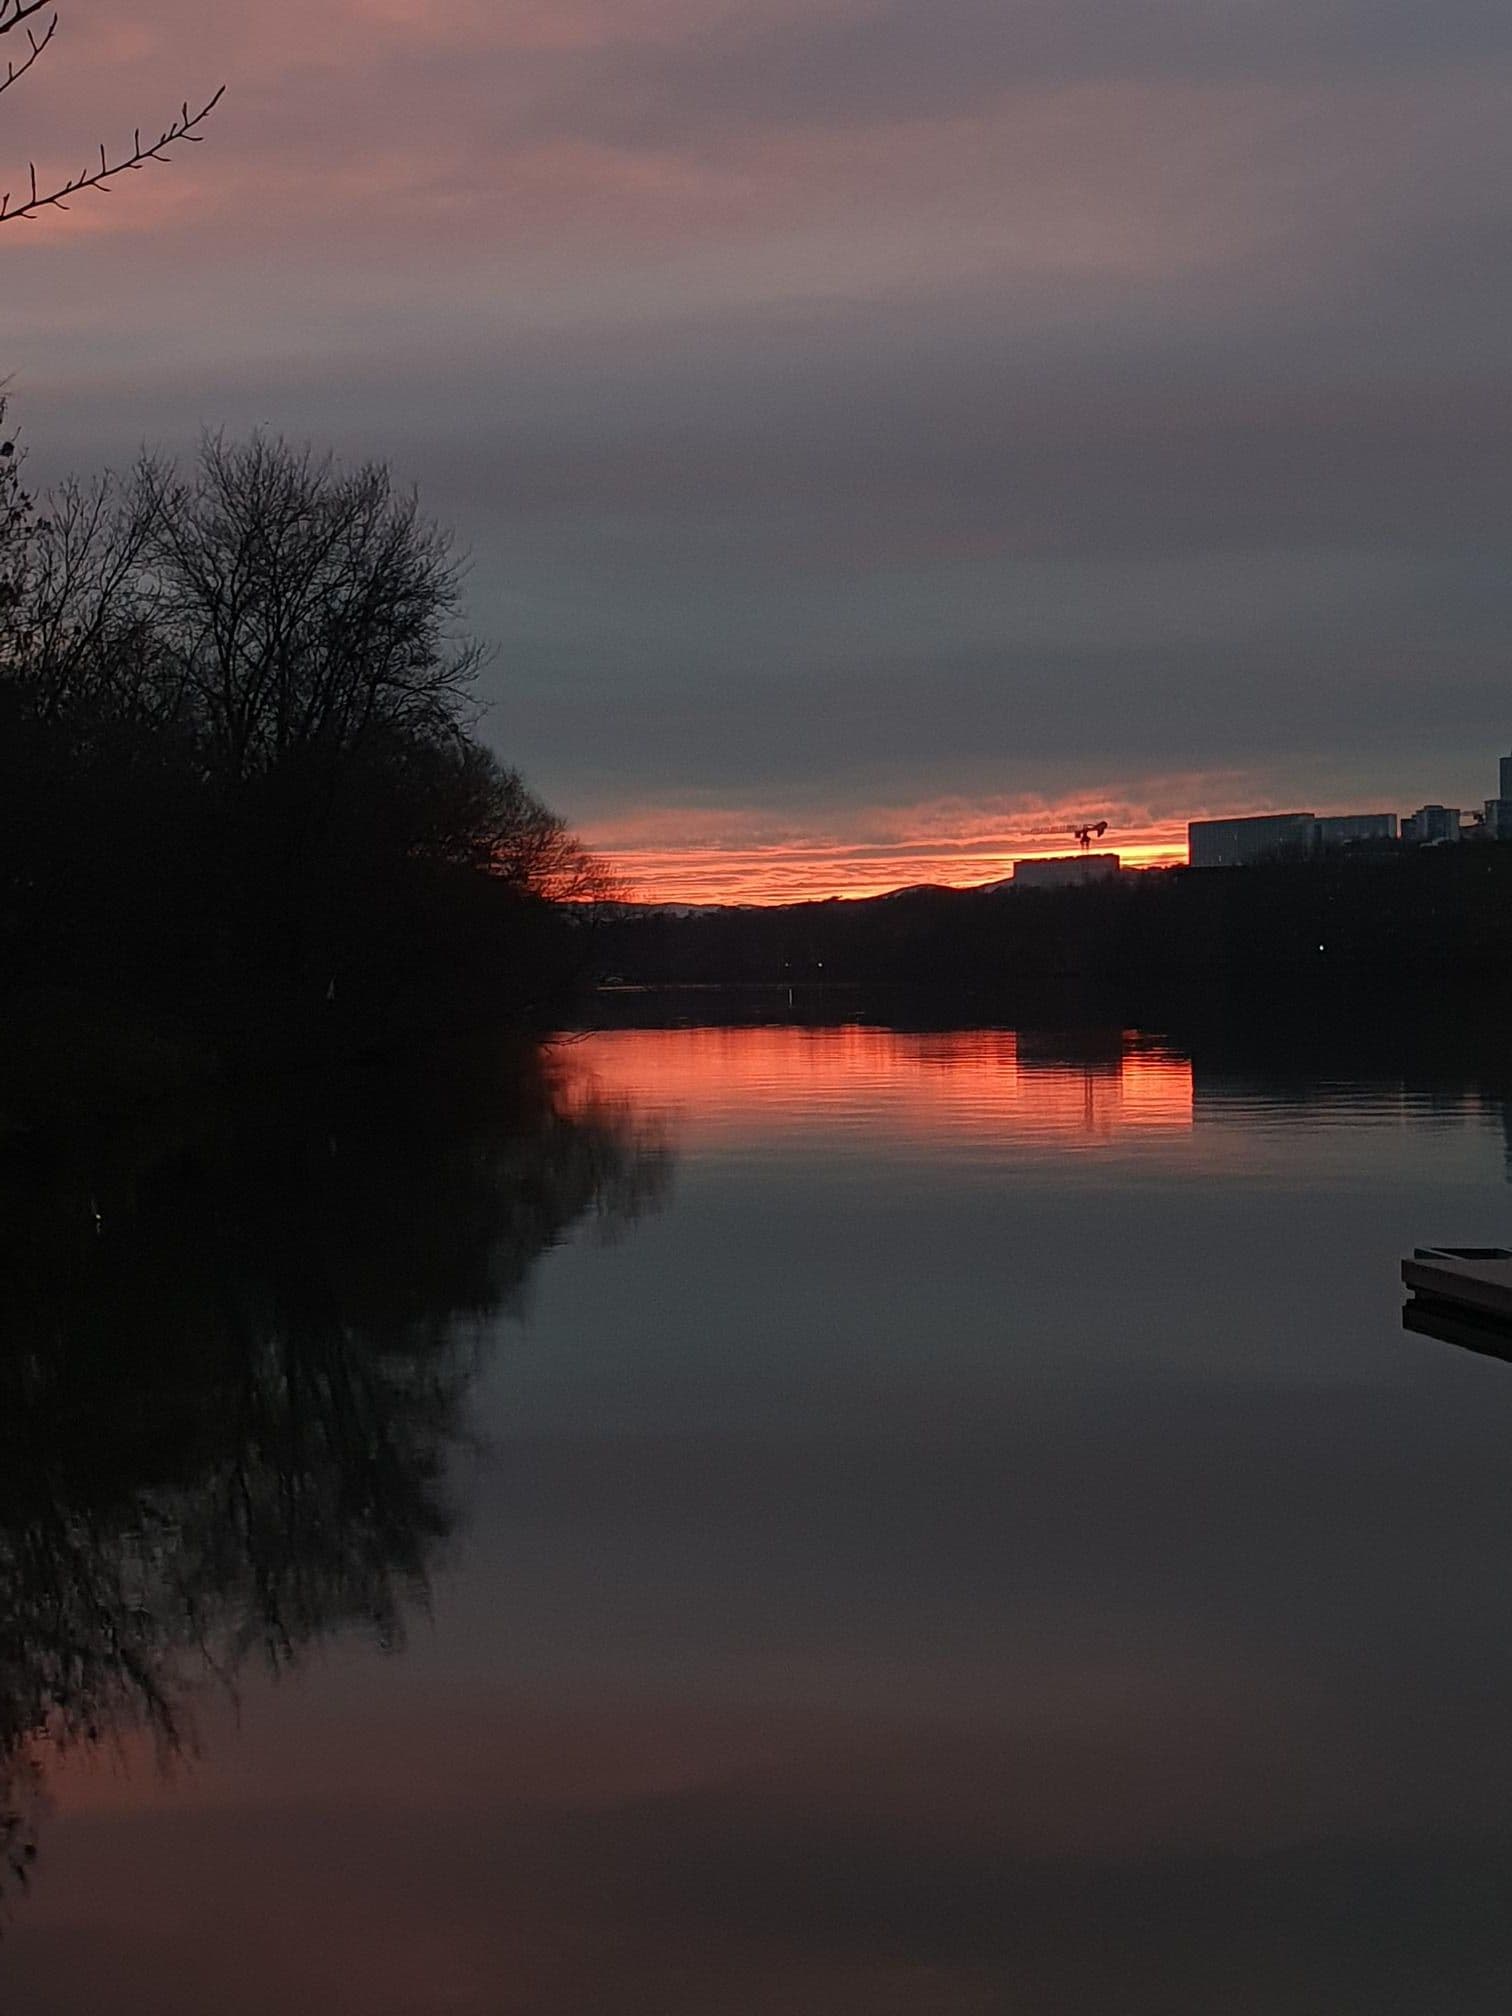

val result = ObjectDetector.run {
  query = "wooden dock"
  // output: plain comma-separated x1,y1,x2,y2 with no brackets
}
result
1402,1246,1512,1359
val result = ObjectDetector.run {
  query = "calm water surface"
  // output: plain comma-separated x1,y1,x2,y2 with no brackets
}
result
5,1019,1512,2012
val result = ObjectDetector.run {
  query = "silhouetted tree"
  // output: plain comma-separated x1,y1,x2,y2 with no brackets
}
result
137,436,485,784
0,427,611,1087
401,731,616,901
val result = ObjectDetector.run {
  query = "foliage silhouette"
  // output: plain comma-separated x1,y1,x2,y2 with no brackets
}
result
0,424,612,1113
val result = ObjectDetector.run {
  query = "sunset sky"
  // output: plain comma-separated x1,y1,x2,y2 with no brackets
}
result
5,0,1510,902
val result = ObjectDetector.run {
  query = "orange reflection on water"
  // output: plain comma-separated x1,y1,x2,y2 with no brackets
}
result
567,1025,1193,1141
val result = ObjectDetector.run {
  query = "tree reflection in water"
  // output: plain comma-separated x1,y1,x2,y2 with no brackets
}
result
0,1040,671,1909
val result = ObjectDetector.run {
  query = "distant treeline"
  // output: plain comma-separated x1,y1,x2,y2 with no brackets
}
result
0,419,606,1120
592,847,1512,992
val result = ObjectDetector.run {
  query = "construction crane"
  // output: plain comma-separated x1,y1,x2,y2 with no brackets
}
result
1072,820,1109,852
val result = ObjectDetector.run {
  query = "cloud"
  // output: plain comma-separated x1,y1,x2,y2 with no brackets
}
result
491,0,1512,150
2,0,1509,898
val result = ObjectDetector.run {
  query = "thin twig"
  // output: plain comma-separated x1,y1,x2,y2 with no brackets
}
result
0,0,52,39
0,86,225,223
0,14,55,99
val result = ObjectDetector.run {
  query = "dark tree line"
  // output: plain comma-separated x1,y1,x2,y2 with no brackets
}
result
0,420,609,1106
590,845,1512,996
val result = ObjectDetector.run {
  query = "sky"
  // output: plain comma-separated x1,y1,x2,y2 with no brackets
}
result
3,0,1510,902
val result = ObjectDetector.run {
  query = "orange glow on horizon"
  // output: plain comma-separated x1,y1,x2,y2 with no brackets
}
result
584,803,1196,906
599,840,1188,906
583,782,1410,905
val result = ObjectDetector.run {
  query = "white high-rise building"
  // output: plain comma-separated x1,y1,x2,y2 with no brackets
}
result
1482,751,1512,839
1013,853,1122,889
1402,805,1462,845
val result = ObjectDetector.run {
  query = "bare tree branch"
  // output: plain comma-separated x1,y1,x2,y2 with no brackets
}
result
0,14,54,102
0,0,52,40
1,86,225,223
0,5,223,227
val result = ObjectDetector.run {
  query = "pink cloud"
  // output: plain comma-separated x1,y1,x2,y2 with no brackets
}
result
8,0,1503,286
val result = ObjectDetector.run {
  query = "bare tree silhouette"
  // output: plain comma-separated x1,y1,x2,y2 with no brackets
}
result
0,429,616,1071
0,0,221,225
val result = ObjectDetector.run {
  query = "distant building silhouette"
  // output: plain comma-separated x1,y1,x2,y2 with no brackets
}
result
1013,853,1122,889
1485,751,1512,839
1314,813,1399,849
1402,804,1462,846
1188,813,1316,868
1188,747,1512,865
1190,811,1404,867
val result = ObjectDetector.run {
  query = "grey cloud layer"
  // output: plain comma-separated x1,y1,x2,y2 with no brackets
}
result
8,0,1512,831
505,0,1512,144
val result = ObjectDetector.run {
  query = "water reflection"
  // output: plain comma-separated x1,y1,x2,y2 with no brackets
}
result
1403,1296,1512,1362
10,1005,1512,2010
0,1043,670,1910
580,993,1512,1178
573,1023,1194,1144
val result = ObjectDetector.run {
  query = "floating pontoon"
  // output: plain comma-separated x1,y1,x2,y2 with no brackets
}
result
1402,1246,1512,1360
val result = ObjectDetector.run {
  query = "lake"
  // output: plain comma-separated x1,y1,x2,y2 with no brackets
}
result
4,1008,1512,2012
